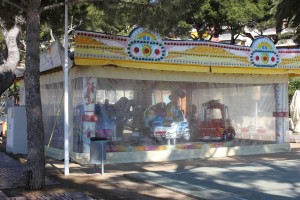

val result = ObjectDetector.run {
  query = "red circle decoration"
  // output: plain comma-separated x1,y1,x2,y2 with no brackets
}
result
271,57,275,62
263,56,268,61
155,49,160,55
255,56,259,61
127,39,165,61
144,48,150,54
134,47,139,53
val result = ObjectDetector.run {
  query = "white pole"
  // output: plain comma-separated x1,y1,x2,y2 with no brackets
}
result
64,0,69,175
275,83,288,144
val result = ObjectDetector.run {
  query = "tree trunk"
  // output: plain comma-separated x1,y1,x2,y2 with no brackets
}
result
230,33,235,45
0,24,20,95
24,0,45,190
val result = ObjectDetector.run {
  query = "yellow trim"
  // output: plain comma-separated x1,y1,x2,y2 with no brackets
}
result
75,48,127,56
75,35,104,45
75,57,300,75
258,42,273,50
137,32,157,40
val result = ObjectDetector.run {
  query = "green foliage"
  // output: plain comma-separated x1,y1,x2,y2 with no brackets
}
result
129,0,193,37
8,82,19,105
40,3,89,43
275,0,300,43
253,0,275,34
83,5,106,32
0,0,280,44
216,0,271,43
91,0,194,38
184,0,221,40
289,77,300,104
0,32,6,64
164,0,276,42
84,3,134,35
170,21,193,40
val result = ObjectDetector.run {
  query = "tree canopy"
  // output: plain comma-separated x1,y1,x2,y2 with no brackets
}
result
275,0,300,43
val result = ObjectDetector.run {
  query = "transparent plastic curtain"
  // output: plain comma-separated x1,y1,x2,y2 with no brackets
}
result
72,77,84,153
71,77,278,153
40,82,64,149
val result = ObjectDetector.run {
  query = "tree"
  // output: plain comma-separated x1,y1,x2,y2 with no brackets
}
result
0,21,20,96
288,77,300,105
275,0,300,43
0,0,23,95
115,0,276,43
91,0,194,38
185,0,224,41
213,0,265,44
0,0,86,190
173,0,276,44
250,0,275,36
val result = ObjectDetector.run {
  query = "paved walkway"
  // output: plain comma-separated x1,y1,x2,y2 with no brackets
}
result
125,159,300,199
1,139,300,199
0,151,95,199
0,151,26,190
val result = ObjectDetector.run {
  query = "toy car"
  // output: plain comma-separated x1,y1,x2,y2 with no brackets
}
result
149,110,191,142
197,100,235,141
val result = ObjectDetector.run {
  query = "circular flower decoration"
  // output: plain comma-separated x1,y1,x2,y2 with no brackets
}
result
127,28,166,61
250,38,280,68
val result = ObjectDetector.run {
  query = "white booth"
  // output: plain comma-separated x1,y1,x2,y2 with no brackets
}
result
6,106,27,154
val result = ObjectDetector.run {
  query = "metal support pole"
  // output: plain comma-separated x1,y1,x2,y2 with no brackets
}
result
64,0,69,176
101,143,104,175
275,83,288,144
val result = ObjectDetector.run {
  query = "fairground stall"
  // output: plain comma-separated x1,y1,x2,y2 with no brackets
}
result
20,28,300,164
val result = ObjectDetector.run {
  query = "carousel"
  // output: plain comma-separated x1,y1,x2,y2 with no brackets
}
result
18,27,300,164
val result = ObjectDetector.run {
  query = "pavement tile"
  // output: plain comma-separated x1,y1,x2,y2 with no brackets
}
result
0,166,59,190
0,148,94,199
0,167,26,189
7,192,96,200
0,152,59,190
0,152,24,168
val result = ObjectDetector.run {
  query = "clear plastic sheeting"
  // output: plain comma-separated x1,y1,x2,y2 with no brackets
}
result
68,77,278,153
41,82,64,150
36,75,287,154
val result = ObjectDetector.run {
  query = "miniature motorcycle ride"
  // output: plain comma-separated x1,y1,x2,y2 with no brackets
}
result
146,110,191,143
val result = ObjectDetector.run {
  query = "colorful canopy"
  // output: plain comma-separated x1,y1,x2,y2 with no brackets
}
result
74,27,300,75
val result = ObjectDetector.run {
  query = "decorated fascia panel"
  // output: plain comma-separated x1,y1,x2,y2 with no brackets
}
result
74,28,300,70
250,37,300,69
277,49,300,68
162,40,251,67
75,30,130,61
249,37,280,68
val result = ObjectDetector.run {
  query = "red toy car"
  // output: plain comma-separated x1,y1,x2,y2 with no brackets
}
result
197,100,235,141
